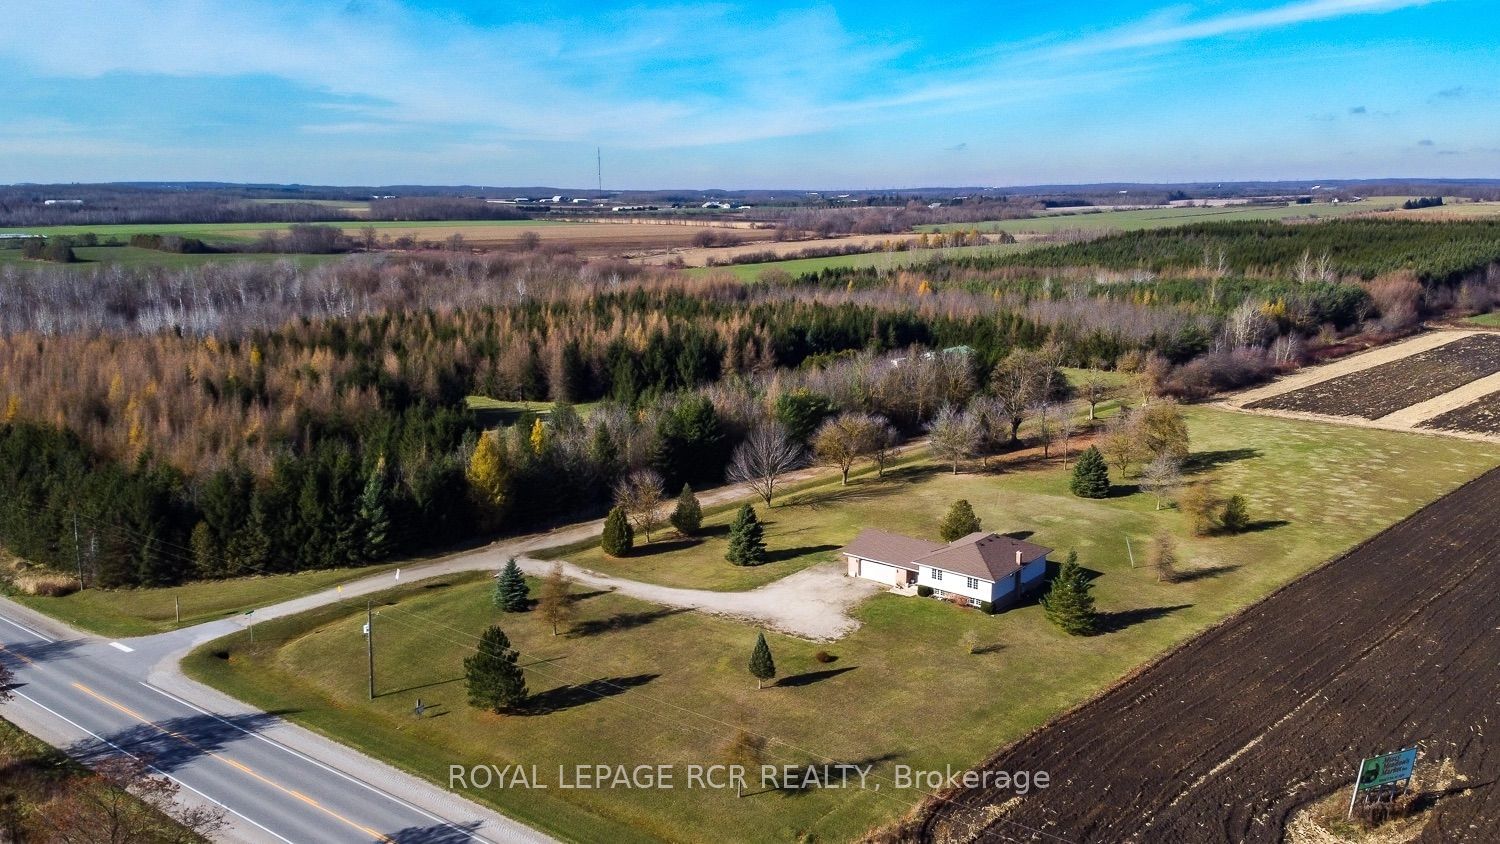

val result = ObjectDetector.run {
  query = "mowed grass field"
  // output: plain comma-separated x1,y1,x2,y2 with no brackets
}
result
184,407,1500,843
0,245,342,271
8,563,403,638
917,196,1425,234
684,241,1035,282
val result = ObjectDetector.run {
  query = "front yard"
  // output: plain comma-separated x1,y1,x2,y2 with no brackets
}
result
184,407,1500,842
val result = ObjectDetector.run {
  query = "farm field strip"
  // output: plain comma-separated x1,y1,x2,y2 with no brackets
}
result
1226,331,1476,407
911,466,1500,843
1418,388,1500,435
1247,333,1500,419
1379,369,1500,427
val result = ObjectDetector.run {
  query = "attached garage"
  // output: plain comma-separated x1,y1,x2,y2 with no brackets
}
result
846,554,907,586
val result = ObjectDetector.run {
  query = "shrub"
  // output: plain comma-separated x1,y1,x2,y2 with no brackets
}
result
1179,482,1223,536
978,600,995,615
13,572,78,597
938,499,982,542
669,484,702,536
916,585,934,597
1221,494,1251,533
813,650,836,664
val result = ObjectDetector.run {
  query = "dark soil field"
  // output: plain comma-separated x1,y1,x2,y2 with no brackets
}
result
1248,333,1500,418
1420,390,1500,435
900,466,1500,844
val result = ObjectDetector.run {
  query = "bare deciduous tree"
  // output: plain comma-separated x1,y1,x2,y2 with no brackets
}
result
1029,400,1058,459
811,412,879,485
869,417,900,477
727,423,805,506
1079,368,1113,422
927,404,981,474
613,468,667,541
43,755,226,844
1139,453,1184,510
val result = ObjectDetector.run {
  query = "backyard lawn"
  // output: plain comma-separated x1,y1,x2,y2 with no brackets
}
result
185,407,1500,842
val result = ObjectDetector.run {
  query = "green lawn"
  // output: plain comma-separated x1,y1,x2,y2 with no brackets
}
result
0,245,343,270
8,563,402,638
465,397,602,427
915,196,1417,234
1464,311,1500,328
683,242,1034,282
185,407,1500,843
3,218,567,243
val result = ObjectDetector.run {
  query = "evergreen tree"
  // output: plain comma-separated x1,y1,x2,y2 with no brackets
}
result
358,456,393,562
725,504,767,567
601,506,634,556
1220,494,1250,533
493,557,530,612
589,424,620,495
670,484,702,536
938,498,982,542
1042,550,1098,636
650,396,727,488
749,631,776,689
465,625,528,713
1069,446,1110,499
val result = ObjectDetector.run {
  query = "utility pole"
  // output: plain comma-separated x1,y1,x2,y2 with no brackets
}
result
366,599,376,700
596,147,603,194
175,596,181,625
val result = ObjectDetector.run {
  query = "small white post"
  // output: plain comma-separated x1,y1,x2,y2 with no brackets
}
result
1347,757,1367,819
1125,536,1136,568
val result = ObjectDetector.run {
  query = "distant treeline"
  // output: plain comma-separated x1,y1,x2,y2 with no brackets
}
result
954,219,1500,285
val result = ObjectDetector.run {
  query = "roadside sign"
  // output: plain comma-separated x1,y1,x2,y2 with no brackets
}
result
1357,748,1416,792
1347,747,1417,817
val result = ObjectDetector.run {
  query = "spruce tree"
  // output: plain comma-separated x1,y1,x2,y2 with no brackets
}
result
1221,494,1250,533
465,625,528,713
1043,550,1098,636
725,504,767,567
670,484,702,536
749,631,776,689
494,557,530,612
601,506,634,556
938,498,982,542
358,456,392,562
1070,446,1110,499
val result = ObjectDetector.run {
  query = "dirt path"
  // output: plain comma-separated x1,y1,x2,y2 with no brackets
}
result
1223,330,1476,408
903,467,1500,844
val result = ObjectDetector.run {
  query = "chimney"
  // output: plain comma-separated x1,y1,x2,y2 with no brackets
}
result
1016,550,1023,565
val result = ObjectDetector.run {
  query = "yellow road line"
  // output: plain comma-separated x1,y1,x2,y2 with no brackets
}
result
0,644,34,666
71,682,393,843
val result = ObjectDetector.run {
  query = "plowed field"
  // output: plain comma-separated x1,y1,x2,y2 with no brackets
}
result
906,467,1500,844
1420,390,1500,435
1247,333,1500,419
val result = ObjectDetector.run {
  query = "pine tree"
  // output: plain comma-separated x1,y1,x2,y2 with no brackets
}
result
1069,446,1110,499
494,557,530,612
358,456,393,562
725,504,767,567
465,625,528,713
1221,494,1250,533
601,506,634,556
938,499,982,542
749,631,776,689
670,484,702,536
1042,550,1098,636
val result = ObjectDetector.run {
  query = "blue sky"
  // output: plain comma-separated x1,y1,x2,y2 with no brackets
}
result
0,0,1495,188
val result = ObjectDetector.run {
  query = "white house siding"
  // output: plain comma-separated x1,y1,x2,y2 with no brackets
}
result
916,566,993,604
848,555,905,586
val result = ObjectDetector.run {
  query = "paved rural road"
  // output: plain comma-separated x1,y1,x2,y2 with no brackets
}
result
0,452,911,843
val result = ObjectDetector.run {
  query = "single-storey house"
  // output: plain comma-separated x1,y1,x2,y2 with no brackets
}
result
841,528,1051,611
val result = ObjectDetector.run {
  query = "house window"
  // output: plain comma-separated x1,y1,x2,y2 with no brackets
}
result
965,576,979,590
931,568,943,581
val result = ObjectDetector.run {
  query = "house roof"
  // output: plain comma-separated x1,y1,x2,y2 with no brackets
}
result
841,528,944,571
913,532,1052,583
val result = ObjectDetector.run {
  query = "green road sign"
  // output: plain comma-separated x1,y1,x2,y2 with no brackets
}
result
1356,748,1417,792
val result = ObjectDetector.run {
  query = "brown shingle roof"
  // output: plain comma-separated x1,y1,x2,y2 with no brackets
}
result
840,528,945,571
913,532,1052,582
